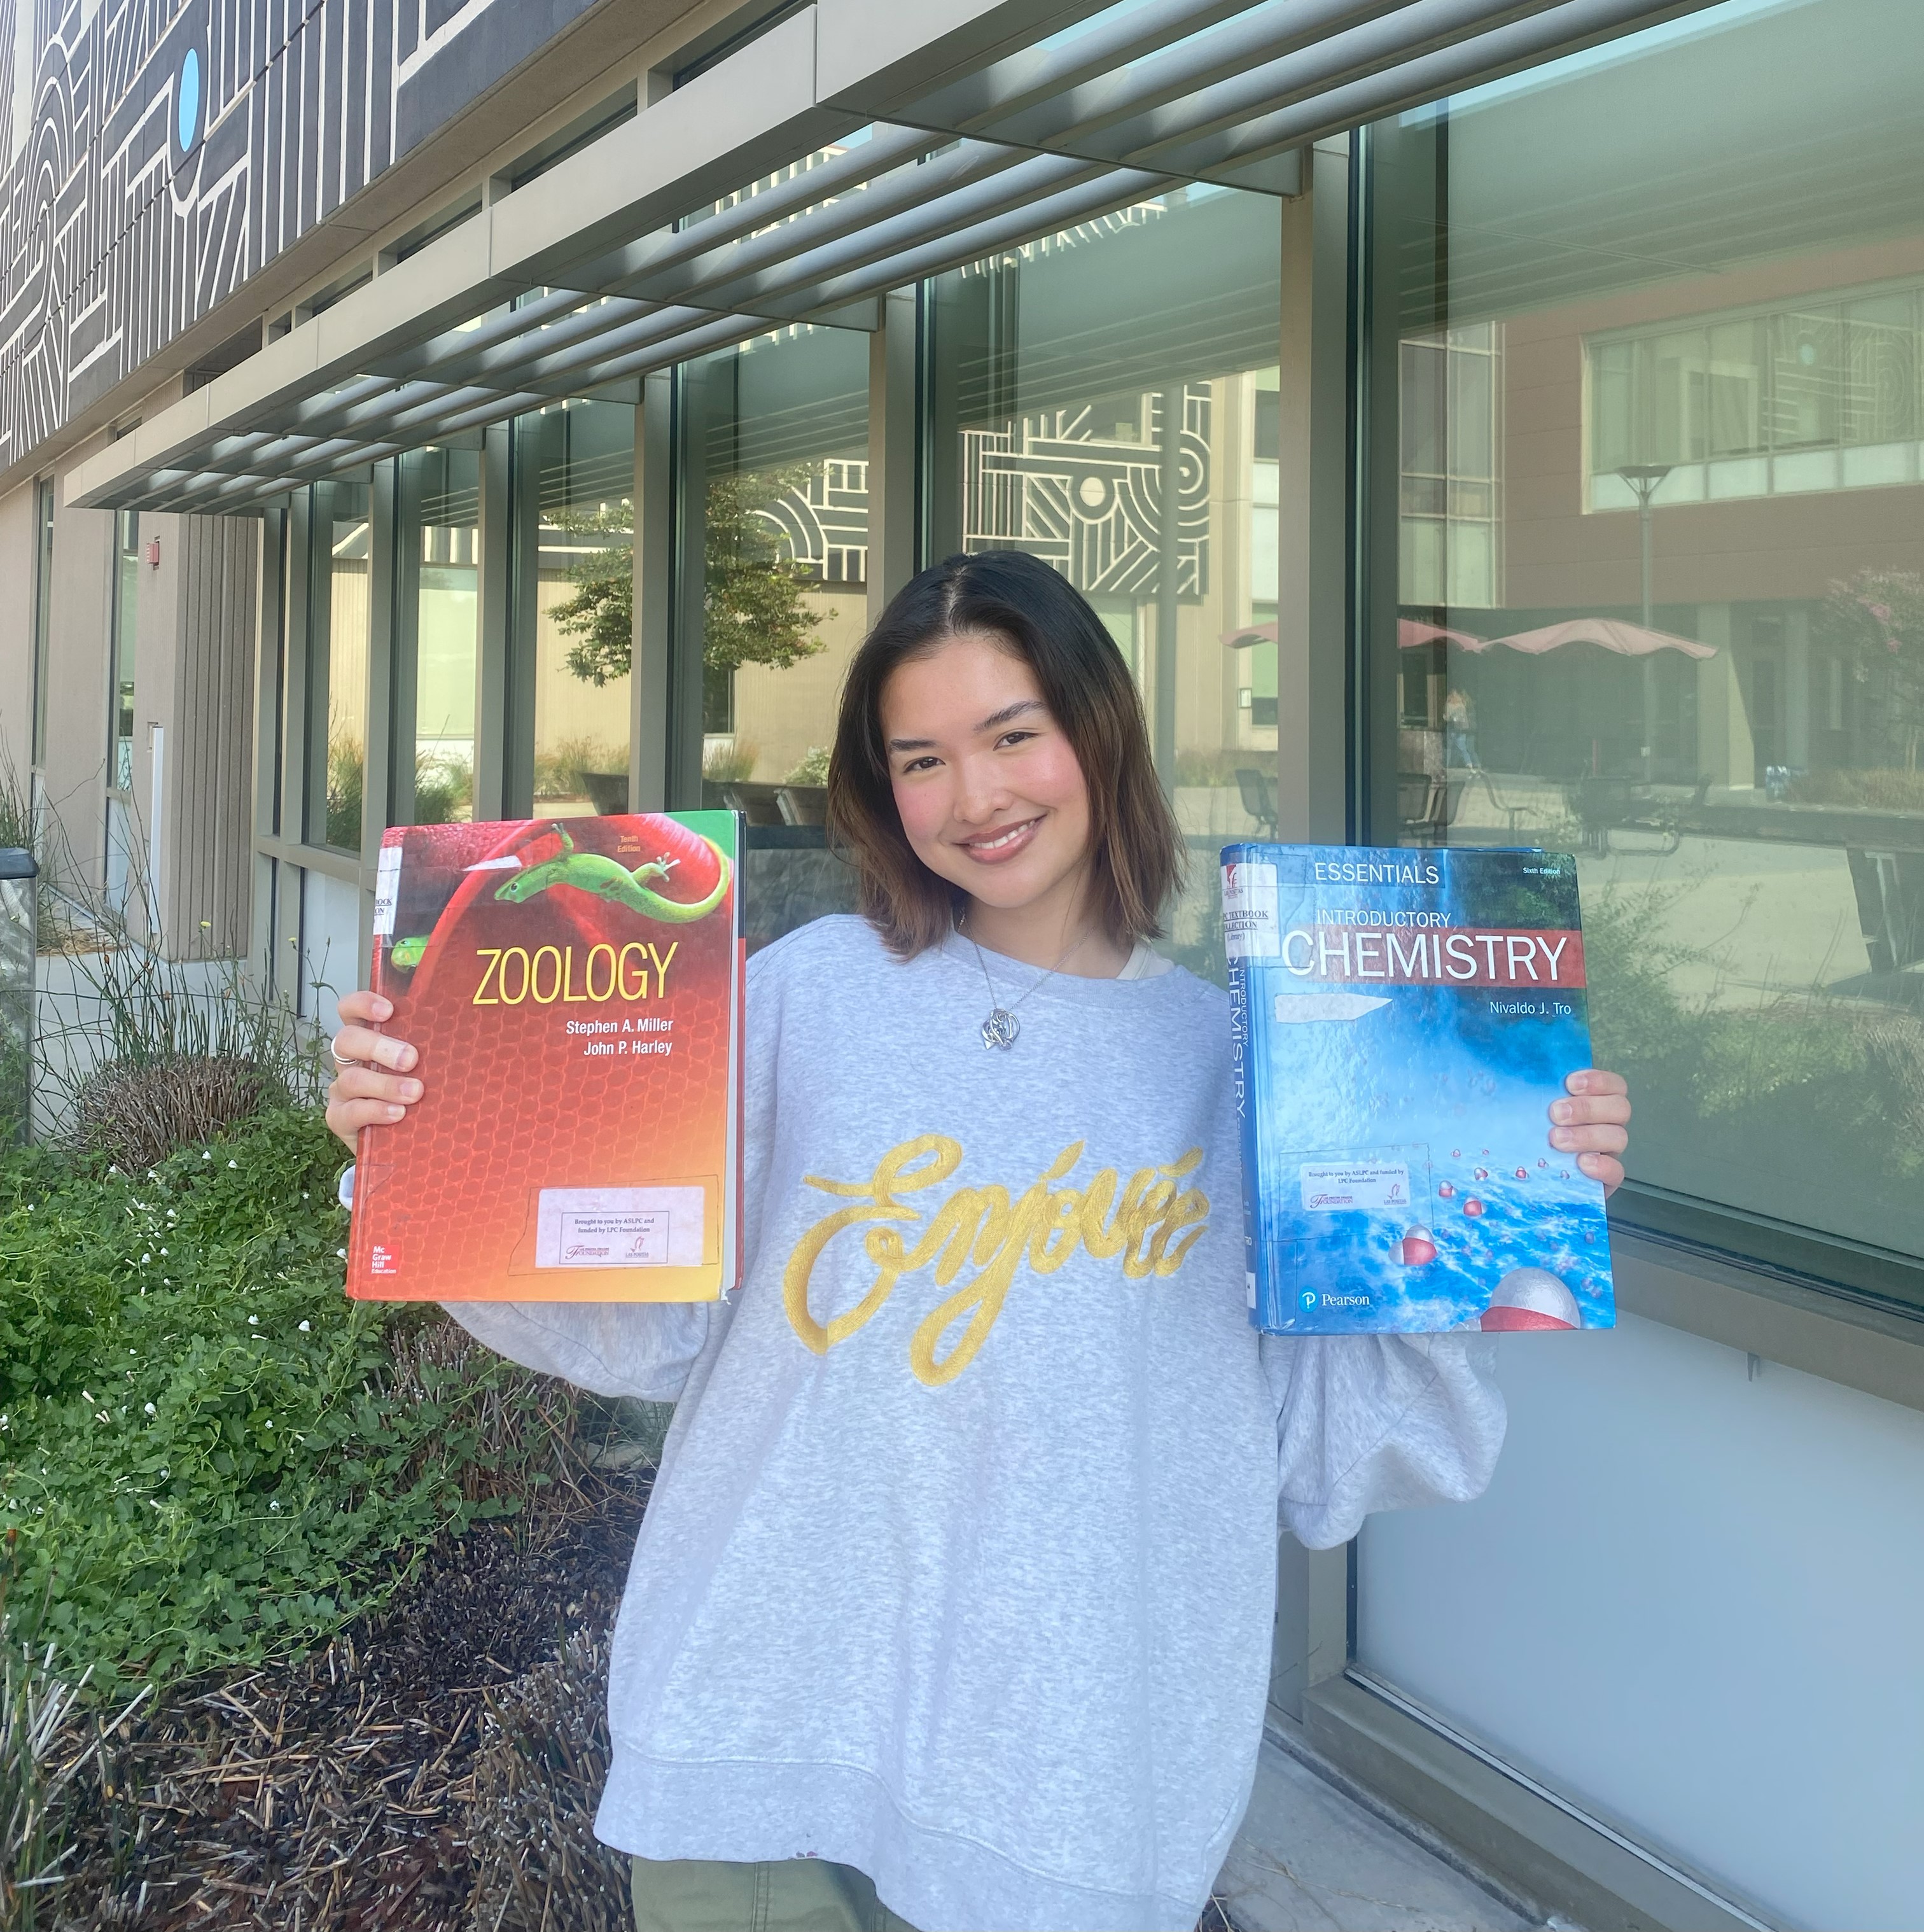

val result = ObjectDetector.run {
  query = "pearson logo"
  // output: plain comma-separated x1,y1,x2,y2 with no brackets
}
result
1300,1290,1317,1310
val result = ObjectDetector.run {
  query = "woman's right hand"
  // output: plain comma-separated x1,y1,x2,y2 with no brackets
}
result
325,990,423,1151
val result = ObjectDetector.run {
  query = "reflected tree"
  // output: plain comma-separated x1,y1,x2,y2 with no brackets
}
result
552,472,829,727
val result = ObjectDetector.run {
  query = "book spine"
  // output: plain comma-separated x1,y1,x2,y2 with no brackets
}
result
1223,845,1265,1330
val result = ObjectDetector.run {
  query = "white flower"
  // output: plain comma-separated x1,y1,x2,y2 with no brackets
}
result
268,1500,281,1511
264,1418,273,1429
159,1247,167,1257
228,1159,238,1168
298,1320,310,1333
248,1314,259,1326
336,1248,347,1259
141,1253,151,1263
144,1403,157,1415
202,1151,212,1160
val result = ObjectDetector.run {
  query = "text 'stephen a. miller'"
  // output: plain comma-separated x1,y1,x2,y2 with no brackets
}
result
346,812,742,1303
1224,843,1615,1337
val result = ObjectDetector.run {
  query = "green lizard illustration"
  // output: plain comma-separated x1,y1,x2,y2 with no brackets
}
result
492,823,733,921
390,934,431,969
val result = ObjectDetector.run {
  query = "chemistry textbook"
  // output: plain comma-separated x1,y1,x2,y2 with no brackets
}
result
1223,843,1614,1336
345,811,742,1303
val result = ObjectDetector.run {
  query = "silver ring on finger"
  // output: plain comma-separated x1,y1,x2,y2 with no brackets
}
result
330,1036,364,1071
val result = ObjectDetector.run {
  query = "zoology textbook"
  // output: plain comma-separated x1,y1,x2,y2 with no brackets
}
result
1223,843,1614,1336
345,811,742,1303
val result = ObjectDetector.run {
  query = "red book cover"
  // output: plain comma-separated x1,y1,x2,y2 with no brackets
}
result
345,811,741,1303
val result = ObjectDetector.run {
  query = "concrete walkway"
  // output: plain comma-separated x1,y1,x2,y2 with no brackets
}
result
1215,1723,1549,1932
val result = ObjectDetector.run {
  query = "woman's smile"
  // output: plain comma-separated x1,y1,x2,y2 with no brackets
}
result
954,815,1044,863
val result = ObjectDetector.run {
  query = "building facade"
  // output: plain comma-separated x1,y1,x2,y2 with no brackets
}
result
4,1,1921,1924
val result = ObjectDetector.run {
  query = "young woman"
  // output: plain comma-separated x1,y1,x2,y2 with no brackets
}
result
326,551,1630,1932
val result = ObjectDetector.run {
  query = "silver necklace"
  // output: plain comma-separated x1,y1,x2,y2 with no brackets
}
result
964,924,1087,1050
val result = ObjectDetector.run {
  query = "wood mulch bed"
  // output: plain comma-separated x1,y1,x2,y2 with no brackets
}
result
53,1464,649,1932
51,1453,1244,1932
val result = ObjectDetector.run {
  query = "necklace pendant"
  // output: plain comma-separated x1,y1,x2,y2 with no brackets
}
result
980,1007,1021,1051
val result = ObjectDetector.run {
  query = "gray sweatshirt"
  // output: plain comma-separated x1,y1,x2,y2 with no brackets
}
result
445,916,1503,1932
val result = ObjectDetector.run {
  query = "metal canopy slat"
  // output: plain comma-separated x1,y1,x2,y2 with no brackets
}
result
788,165,1174,318
555,121,944,296
613,138,1036,305
1147,0,1715,177
942,0,1409,151
680,149,1107,316
891,0,1333,132
69,0,1702,512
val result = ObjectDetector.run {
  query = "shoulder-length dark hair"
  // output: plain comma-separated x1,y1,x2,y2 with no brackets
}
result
826,549,1185,959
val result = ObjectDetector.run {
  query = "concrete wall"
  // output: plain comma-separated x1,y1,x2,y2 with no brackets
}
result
1356,1310,1924,1929
41,443,115,897
0,477,34,779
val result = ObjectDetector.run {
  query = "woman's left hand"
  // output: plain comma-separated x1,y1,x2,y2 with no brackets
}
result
1551,1070,1631,1197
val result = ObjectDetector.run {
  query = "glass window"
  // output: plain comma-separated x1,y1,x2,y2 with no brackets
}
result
30,478,52,771
926,185,1285,981
1363,0,1924,1285
109,510,139,793
513,398,634,818
307,480,372,853
405,445,481,824
678,324,870,948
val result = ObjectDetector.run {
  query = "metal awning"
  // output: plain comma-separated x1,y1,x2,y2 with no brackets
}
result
69,0,1713,515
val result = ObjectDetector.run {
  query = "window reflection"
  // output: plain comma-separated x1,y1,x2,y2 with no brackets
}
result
1369,0,1924,1268
680,326,868,946
411,445,480,825
928,186,1285,982
517,399,634,816
310,483,370,854
1589,284,1924,503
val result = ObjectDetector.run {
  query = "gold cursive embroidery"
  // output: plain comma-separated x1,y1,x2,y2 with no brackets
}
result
782,1135,1211,1386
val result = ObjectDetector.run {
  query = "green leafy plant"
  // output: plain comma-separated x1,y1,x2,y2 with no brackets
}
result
0,1111,585,1697
1581,872,1924,1242
0,1538,147,1932
412,748,475,827
702,739,759,785
547,507,638,691
533,737,627,804
783,745,831,787
325,733,363,852
1814,568,1924,771
0,755,36,870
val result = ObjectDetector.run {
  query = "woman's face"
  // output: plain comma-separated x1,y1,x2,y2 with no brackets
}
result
880,631,1094,920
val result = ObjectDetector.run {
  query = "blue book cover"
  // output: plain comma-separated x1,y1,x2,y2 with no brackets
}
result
1223,844,1615,1336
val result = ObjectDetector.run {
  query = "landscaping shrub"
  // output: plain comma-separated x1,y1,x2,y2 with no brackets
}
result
69,1054,268,1173
0,1108,583,1698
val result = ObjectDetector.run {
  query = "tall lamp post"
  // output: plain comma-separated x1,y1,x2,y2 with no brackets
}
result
1617,462,1673,781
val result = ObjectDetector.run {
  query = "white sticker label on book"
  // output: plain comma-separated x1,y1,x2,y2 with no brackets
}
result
1299,1162,1411,1212
372,844,402,937
535,1187,706,1268
1222,859,1279,958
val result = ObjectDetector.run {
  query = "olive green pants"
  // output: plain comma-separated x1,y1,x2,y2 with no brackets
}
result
631,1856,922,1932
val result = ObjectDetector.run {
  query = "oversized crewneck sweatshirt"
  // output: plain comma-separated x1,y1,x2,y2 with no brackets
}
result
444,916,1505,1932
